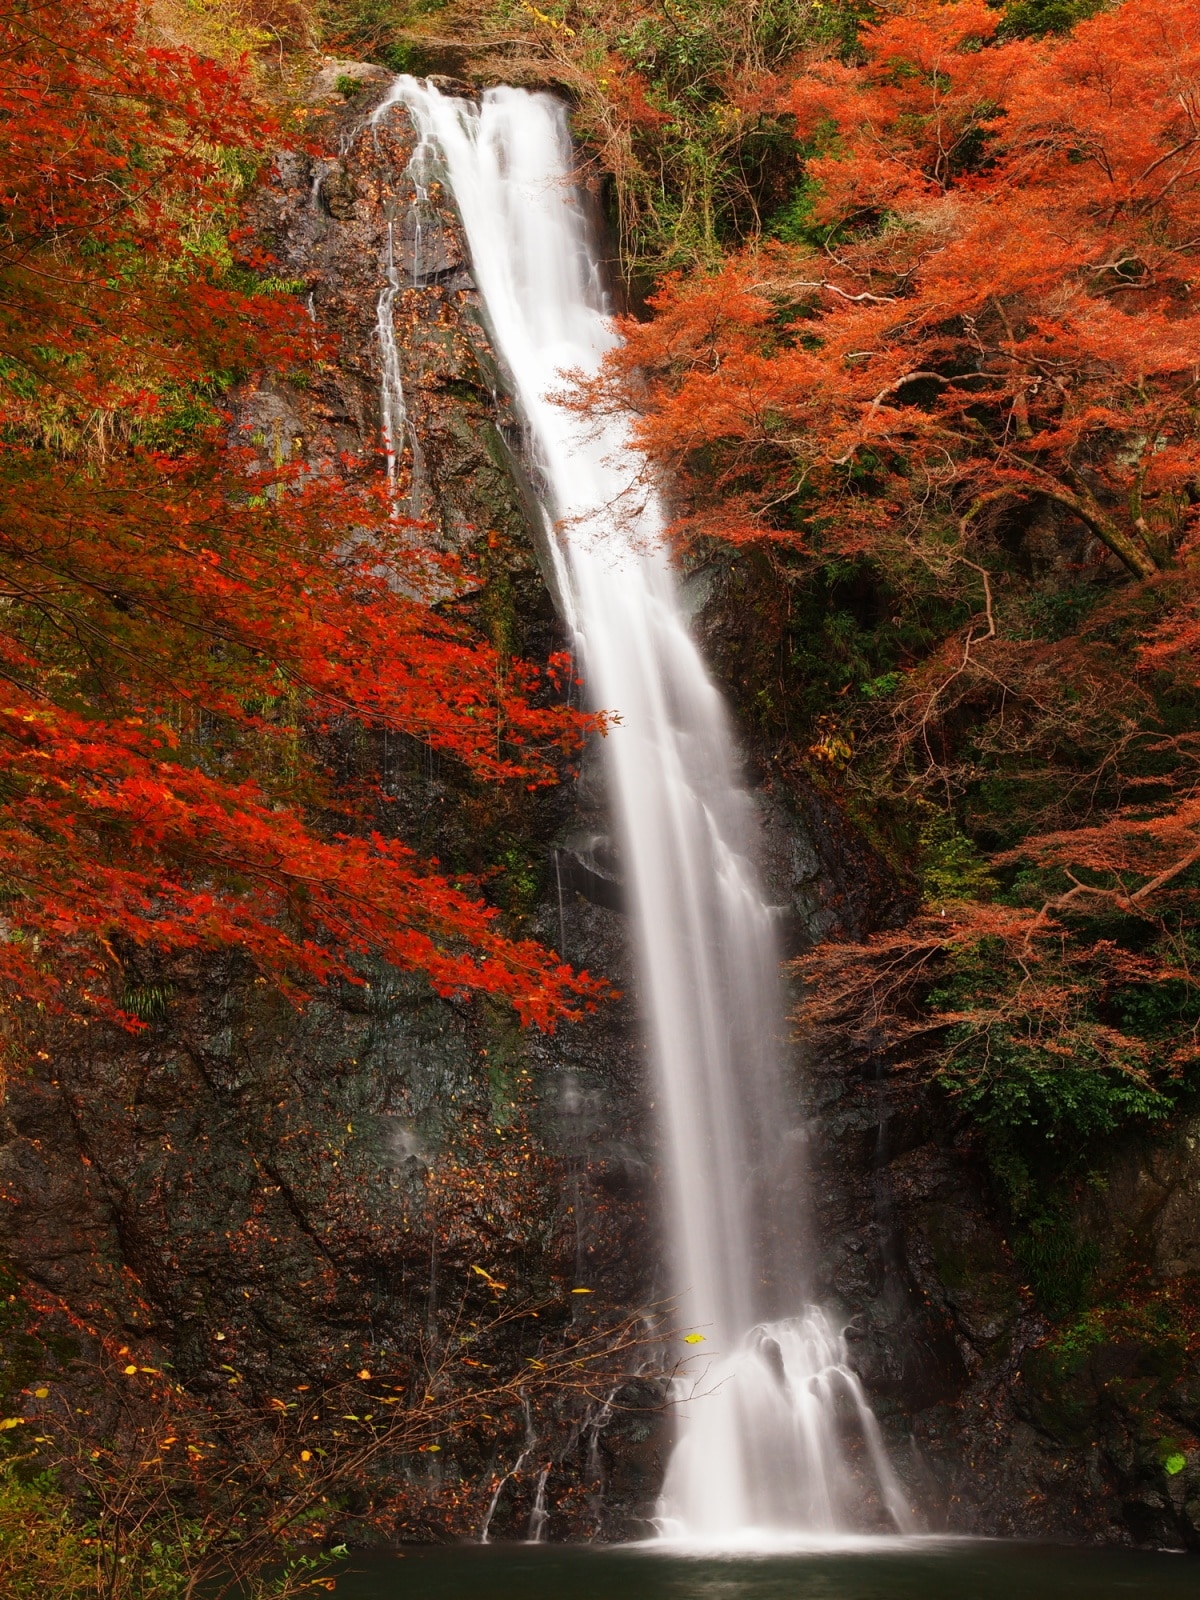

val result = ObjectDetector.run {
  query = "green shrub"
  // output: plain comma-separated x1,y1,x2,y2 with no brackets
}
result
0,1468,93,1600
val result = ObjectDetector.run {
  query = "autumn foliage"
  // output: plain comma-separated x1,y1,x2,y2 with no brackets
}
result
0,0,605,1029
604,0,1200,575
598,0,1200,913
6,1273,654,1593
574,0,1200,1223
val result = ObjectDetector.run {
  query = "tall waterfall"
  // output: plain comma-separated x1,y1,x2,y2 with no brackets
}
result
376,77,912,1544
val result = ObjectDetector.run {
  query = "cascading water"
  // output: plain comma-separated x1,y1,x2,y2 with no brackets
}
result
374,77,913,1544
367,97,433,511
373,217,407,487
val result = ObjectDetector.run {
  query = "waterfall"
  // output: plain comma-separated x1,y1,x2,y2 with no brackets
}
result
374,217,406,487
376,77,912,1545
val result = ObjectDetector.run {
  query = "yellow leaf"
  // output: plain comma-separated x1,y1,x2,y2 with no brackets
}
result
570,1288,593,1294
300,1450,312,1462
357,1369,371,1380
33,1387,49,1398
0,1418,24,1430
683,1334,706,1345
470,1265,507,1291
123,1365,138,1375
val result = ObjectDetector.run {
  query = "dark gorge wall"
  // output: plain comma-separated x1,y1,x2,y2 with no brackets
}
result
1,70,1198,1549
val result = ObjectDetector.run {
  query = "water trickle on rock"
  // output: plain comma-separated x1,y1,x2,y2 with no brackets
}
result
375,76,913,1544
373,217,407,487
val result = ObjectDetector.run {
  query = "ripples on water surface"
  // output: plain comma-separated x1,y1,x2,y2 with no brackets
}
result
337,1540,1194,1599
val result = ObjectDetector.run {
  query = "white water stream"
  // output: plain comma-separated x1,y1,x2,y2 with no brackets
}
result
373,78,912,1544
374,217,407,486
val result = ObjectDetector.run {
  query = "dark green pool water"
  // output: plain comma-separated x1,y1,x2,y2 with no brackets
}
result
334,1539,1194,1599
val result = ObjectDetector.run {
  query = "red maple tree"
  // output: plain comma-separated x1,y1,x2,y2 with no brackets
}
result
0,0,605,1029
601,0,1200,577
575,0,1200,1147
589,0,1200,916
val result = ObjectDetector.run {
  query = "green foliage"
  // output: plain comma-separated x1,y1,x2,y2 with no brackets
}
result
494,845,540,920
1017,581,1105,642
0,1468,94,1600
942,1022,1174,1175
612,0,831,93
1044,1305,1107,1365
921,925,1199,1312
379,38,424,70
133,389,224,451
767,178,835,248
1000,0,1109,37
771,549,967,732
318,0,448,64
0,1461,344,1600
934,946,1184,1155
918,807,997,905
1033,1289,1199,1419
1012,1216,1101,1317
119,983,175,1023
478,0,860,275
858,671,901,700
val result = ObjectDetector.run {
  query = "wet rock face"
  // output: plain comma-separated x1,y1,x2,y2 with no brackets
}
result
801,1020,1200,1549
2,70,1195,1550
1082,1119,1200,1282
246,77,552,595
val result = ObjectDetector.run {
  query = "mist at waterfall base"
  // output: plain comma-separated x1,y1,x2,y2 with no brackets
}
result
374,78,909,1544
